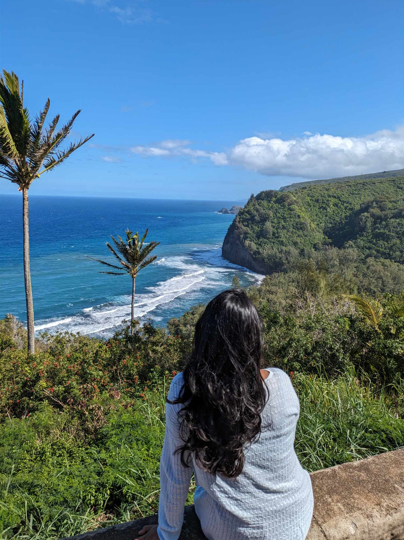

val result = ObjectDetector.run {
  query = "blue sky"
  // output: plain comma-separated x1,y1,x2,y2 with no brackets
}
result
1,0,404,200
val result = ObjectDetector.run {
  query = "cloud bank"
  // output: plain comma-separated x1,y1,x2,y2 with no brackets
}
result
130,127,404,179
229,127,404,179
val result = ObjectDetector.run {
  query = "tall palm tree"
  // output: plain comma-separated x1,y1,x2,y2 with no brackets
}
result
91,229,160,334
0,70,94,354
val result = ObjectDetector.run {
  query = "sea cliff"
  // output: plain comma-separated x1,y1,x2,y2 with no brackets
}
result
222,170,404,277
222,220,270,274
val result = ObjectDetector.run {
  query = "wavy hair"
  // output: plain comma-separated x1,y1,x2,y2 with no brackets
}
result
168,289,268,478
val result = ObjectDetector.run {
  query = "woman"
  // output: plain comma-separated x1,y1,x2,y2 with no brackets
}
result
136,289,314,540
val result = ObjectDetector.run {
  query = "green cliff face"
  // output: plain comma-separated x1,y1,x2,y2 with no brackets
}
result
223,174,404,276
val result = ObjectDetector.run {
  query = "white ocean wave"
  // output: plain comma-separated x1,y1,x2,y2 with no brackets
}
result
35,317,73,331
34,248,263,337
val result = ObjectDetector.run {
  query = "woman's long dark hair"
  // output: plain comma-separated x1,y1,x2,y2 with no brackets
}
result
169,289,268,478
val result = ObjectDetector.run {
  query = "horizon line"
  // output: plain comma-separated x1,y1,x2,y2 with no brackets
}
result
0,192,248,204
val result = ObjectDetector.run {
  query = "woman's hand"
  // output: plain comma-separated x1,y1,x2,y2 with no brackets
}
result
134,524,159,540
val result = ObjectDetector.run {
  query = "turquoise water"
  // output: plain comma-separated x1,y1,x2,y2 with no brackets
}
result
0,195,261,337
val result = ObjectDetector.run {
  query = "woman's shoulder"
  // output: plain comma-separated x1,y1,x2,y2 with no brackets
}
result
264,367,291,379
264,367,296,393
171,371,184,385
168,372,184,400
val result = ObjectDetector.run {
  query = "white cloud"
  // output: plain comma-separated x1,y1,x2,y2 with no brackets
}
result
105,125,404,180
160,139,191,149
228,126,404,179
109,5,153,24
102,155,122,162
65,0,158,25
130,140,228,166
131,146,170,157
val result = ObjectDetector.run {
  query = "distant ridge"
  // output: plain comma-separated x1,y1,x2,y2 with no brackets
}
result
279,169,404,192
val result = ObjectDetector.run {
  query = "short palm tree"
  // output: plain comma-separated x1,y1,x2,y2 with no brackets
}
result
91,229,160,334
0,70,94,353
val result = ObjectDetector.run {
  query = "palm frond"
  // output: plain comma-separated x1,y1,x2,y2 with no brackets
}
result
138,241,160,263
31,111,88,178
0,151,8,167
107,240,131,268
139,228,148,250
0,107,19,160
28,99,50,161
345,295,383,332
0,158,19,182
28,114,60,176
87,256,126,272
100,271,126,275
139,255,158,272
37,134,94,178
0,71,30,157
43,110,81,154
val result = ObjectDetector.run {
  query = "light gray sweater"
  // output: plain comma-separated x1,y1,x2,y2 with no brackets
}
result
157,368,314,540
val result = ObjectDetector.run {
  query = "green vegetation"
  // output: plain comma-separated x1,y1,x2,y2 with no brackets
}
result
279,168,404,192
227,174,404,287
0,70,94,353
90,229,160,335
1,278,404,538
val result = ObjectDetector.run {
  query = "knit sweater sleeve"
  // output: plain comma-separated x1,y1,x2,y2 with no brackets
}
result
157,374,193,540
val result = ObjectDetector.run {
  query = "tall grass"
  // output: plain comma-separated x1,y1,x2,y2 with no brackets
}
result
295,369,404,471
0,371,403,539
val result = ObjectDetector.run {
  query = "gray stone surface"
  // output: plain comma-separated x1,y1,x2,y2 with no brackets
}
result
61,448,404,540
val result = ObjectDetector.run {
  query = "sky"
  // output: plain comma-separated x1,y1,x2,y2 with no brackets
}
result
1,0,404,200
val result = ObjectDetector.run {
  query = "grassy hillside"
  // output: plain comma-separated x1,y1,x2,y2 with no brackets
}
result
224,174,404,288
279,168,404,192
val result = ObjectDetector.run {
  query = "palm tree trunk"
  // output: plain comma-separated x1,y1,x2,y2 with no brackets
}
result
131,276,136,335
22,188,35,353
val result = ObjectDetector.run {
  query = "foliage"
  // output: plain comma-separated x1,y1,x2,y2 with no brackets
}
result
228,176,404,287
0,329,403,538
90,229,160,278
231,275,241,288
0,70,94,189
1,282,404,537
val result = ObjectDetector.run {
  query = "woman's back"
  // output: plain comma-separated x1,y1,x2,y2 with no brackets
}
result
159,367,313,540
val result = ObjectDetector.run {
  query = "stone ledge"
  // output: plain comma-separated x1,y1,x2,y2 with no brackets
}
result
61,448,404,540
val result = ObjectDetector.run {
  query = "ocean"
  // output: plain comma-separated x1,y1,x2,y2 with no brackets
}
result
0,195,262,337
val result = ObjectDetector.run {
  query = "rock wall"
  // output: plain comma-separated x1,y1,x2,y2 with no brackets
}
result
61,448,404,540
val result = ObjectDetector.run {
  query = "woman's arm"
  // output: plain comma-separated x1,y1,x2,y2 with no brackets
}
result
157,376,193,540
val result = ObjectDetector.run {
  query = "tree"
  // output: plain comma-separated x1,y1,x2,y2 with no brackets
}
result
91,229,160,335
232,275,241,288
0,71,94,353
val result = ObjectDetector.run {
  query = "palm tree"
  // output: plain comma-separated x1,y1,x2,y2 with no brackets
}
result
0,70,94,354
90,229,160,334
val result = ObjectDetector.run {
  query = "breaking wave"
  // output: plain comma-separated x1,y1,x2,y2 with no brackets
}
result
34,247,263,338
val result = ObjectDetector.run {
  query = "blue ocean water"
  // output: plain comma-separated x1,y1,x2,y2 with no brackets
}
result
0,195,261,337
